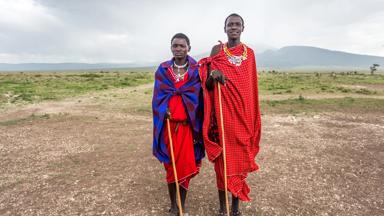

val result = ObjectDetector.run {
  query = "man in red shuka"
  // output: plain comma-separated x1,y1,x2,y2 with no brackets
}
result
199,13,261,216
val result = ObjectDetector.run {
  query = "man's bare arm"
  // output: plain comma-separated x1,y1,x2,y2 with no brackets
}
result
206,45,224,89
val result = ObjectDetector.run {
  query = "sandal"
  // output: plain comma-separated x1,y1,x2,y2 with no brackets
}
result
231,210,242,216
168,208,179,216
218,209,227,216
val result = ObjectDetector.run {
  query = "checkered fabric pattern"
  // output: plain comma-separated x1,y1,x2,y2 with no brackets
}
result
152,56,205,164
199,43,261,201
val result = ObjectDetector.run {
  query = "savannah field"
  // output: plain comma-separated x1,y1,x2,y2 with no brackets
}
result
0,70,383,216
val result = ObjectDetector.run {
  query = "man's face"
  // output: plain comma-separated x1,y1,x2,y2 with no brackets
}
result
171,38,189,59
224,16,244,40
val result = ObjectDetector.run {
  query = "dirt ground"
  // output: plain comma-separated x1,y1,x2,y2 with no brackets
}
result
0,84,383,216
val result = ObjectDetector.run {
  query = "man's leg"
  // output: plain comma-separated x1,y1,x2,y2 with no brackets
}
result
215,157,227,215
231,195,242,216
180,187,187,210
219,192,243,216
167,183,178,214
218,190,227,214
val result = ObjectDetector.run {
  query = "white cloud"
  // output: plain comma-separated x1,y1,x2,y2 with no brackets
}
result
0,0,383,63
0,0,60,31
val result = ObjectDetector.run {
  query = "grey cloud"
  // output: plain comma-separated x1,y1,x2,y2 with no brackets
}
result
0,0,383,63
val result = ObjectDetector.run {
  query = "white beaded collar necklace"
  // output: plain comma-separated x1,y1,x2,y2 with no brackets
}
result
171,61,188,82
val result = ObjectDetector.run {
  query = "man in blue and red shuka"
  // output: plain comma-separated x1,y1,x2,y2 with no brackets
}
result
152,33,205,216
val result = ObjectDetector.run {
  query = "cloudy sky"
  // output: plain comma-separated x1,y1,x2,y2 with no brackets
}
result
1,0,384,63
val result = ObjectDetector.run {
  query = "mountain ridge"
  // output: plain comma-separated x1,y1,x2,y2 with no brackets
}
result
1,46,383,71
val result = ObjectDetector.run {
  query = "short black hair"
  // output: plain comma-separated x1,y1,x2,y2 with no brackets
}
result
171,33,190,47
224,13,244,27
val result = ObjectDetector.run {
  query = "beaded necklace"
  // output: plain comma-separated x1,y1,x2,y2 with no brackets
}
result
223,43,247,66
171,61,188,82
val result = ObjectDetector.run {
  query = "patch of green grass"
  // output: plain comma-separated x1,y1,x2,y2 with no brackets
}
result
0,71,154,106
355,88,377,95
261,97,384,114
258,72,384,95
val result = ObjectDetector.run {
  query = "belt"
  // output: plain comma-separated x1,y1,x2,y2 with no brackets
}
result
169,119,188,125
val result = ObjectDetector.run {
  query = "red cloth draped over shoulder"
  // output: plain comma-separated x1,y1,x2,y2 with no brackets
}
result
198,43,261,201
164,70,200,190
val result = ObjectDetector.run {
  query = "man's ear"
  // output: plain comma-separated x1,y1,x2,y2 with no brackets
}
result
188,46,191,52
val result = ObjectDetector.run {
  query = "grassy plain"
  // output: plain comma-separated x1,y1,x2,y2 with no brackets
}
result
0,69,383,215
1,70,383,113
0,70,153,107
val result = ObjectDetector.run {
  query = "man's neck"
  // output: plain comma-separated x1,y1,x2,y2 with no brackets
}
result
227,39,241,48
174,57,187,66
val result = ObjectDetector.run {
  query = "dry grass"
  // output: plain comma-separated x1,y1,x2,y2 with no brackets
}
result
0,80,383,215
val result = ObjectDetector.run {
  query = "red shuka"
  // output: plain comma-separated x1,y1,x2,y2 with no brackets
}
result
199,43,261,201
163,69,200,190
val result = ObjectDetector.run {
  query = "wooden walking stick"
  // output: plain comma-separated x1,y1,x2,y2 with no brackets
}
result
218,83,230,215
166,118,183,216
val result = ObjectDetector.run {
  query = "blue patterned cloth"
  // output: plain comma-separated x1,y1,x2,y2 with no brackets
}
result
152,56,205,163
